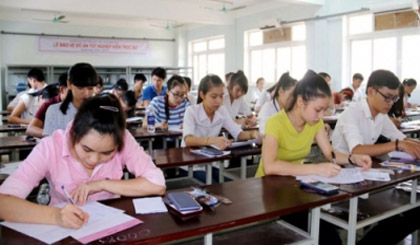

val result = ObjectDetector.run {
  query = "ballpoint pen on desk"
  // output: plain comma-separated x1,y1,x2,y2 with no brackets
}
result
61,185,76,205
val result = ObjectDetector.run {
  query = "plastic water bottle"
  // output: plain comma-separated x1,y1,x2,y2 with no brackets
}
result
147,108,155,133
36,183,50,205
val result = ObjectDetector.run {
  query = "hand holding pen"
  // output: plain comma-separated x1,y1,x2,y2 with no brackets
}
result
56,185,89,229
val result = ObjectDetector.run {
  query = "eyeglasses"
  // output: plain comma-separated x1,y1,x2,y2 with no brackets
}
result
375,89,399,103
169,91,187,100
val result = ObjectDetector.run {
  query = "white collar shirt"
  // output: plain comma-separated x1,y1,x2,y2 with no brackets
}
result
222,87,252,120
331,100,406,154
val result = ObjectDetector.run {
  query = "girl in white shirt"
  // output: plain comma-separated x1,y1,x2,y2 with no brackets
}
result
182,74,259,183
258,72,297,134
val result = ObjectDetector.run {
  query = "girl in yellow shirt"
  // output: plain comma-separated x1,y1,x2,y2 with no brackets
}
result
257,72,371,178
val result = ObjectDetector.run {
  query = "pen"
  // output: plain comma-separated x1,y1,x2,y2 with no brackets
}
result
61,185,75,205
331,151,337,165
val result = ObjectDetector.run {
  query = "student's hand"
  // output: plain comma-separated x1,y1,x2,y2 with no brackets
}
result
244,117,257,128
211,137,233,150
249,130,262,142
324,124,331,135
316,163,341,177
235,118,246,126
400,140,420,159
55,204,89,229
351,154,372,171
71,181,104,206
157,122,169,131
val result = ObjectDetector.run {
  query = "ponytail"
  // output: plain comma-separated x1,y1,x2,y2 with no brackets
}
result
60,90,73,114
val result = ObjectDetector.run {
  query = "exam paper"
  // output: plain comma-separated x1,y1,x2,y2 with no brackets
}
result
133,197,168,214
190,149,230,158
296,168,391,184
0,161,21,175
210,137,261,150
0,201,140,244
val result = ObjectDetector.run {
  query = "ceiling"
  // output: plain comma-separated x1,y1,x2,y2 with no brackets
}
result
0,0,324,30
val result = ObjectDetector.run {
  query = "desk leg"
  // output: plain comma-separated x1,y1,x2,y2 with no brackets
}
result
219,161,224,183
204,233,213,245
188,165,193,178
347,197,358,245
206,164,212,185
148,139,153,151
309,207,320,244
240,157,246,179
11,149,19,161
163,139,167,149
410,179,418,204
175,137,180,147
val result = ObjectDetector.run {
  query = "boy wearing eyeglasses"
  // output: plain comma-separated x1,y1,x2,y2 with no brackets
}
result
332,69,420,159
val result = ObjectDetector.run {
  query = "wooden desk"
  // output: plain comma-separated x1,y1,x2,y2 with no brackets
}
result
129,128,182,149
0,136,37,161
152,147,230,185
2,116,9,124
0,125,27,134
0,176,350,244
1,111,10,116
321,161,420,245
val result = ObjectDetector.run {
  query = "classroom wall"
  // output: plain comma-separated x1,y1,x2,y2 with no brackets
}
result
0,20,178,109
177,0,418,103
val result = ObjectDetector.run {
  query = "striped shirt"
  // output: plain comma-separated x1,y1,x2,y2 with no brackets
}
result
147,96,190,127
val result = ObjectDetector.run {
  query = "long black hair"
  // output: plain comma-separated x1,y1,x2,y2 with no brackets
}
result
71,93,125,151
164,75,187,121
272,72,297,111
286,70,331,112
197,74,224,104
229,70,248,94
60,63,98,114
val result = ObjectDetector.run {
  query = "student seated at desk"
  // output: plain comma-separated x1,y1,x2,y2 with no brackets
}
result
331,70,420,244
258,72,297,134
402,78,417,108
7,73,36,112
120,90,136,118
388,85,406,128
333,88,353,107
184,76,197,105
143,67,167,108
223,70,257,127
0,94,165,229
8,68,48,125
43,63,98,137
332,70,420,158
256,72,371,245
26,73,69,138
256,72,370,178
104,78,128,100
133,73,146,107
183,74,259,183
318,72,336,116
143,75,190,130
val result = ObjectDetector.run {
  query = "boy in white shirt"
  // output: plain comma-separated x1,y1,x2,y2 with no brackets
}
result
351,73,364,102
332,69,420,158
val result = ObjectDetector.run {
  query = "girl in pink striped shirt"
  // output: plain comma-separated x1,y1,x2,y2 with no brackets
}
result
0,94,165,229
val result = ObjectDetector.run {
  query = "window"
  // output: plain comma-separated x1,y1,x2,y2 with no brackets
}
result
346,13,420,93
244,23,306,86
189,36,225,85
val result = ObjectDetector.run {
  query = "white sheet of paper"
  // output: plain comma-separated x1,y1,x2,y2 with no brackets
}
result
210,137,261,150
168,126,183,133
297,168,364,184
190,149,230,158
133,197,168,214
389,151,415,160
126,116,143,122
362,169,391,182
0,161,21,175
0,201,137,244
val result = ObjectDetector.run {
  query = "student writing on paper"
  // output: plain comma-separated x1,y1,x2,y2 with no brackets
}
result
26,73,69,138
8,68,48,125
388,85,406,128
0,94,165,229
182,74,259,183
256,71,371,245
331,70,420,245
223,70,257,127
256,71,371,178
43,63,98,136
143,75,190,131
142,67,167,108
402,78,417,108
120,90,136,118
258,72,297,134
332,70,420,159
104,78,128,100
